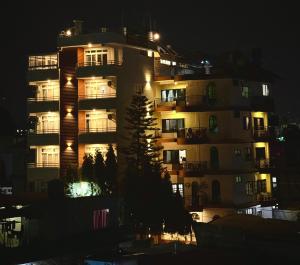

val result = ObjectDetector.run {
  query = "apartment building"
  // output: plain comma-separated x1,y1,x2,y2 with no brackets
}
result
153,73,275,219
26,21,275,219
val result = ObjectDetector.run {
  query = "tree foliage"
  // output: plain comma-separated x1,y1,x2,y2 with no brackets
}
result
123,92,191,234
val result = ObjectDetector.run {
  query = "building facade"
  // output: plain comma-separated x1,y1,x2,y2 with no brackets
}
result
26,21,275,220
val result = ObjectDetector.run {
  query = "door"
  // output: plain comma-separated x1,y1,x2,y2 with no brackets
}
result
211,180,221,203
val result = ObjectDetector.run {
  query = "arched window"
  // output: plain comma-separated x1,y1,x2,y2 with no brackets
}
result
209,115,218,133
206,82,216,104
210,146,219,169
211,180,221,203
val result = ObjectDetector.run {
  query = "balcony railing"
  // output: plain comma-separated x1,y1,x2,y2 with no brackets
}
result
79,127,116,134
253,127,269,138
182,161,209,172
27,162,59,168
27,96,59,102
177,127,208,141
171,161,208,172
255,159,273,169
78,93,116,100
77,60,122,67
28,64,58,71
28,129,59,134
154,95,218,111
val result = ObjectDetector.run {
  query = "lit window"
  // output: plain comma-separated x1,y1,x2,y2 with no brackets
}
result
162,119,184,132
234,148,242,156
262,84,269,96
235,176,242,183
243,116,250,130
172,183,184,197
241,86,249,98
160,59,171,65
244,147,252,161
272,177,277,183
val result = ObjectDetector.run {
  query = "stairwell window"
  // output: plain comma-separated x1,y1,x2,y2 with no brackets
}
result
262,84,269,96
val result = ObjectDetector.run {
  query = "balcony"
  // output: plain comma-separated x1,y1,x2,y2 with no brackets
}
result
28,129,59,145
27,163,60,181
76,61,122,78
168,161,208,177
177,127,208,144
251,96,274,112
255,159,273,172
27,97,59,113
154,95,222,112
78,127,116,144
253,127,269,141
27,61,59,82
78,93,116,110
154,98,176,111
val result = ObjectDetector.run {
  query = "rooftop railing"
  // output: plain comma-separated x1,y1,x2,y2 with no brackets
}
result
77,60,122,67
28,64,58,70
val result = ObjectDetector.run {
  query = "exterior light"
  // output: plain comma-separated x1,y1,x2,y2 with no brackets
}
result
66,142,72,150
174,82,178,85
88,43,92,48
92,76,95,80
153,33,160,41
66,29,72,36
66,108,72,117
67,76,72,85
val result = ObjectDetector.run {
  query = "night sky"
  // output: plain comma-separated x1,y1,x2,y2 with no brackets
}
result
1,0,299,128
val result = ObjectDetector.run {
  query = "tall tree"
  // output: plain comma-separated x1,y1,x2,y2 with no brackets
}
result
122,92,165,233
94,150,106,194
105,144,117,195
81,154,94,182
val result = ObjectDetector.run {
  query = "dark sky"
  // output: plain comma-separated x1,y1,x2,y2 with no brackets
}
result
1,0,299,127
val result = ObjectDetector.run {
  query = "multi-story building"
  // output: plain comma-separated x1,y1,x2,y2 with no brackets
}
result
26,20,275,220
154,73,275,220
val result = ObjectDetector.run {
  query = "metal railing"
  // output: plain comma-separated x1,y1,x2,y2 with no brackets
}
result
171,161,208,171
154,95,217,109
28,64,58,70
79,127,116,134
177,127,208,139
27,162,59,168
78,93,116,100
77,60,122,67
255,159,272,169
27,96,59,102
182,161,209,172
253,127,269,138
28,129,59,134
